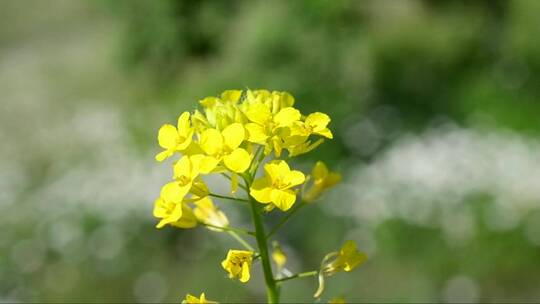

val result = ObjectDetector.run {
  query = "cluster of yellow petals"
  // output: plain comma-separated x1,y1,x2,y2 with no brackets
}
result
250,160,305,211
153,90,338,228
221,249,254,283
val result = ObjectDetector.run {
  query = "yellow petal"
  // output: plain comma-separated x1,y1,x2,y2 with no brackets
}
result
160,182,190,203
270,189,297,211
285,170,305,188
305,112,331,131
171,204,198,229
177,134,193,150
249,177,273,203
222,123,245,150
264,161,285,184
155,150,173,162
199,96,219,108
199,128,223,155
177,112,192,138
280,92,295,108
245,123,268,143
273,107,301,128
152,198,168,218
240,261,251,283
190,154,219,174
223,148,251,173
245,103,271,125
156,202,183,228
157,124,179,150
221,90,242,102
316,128,333,139
173,155,194,180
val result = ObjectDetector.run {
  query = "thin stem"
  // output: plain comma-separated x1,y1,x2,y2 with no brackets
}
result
275,270,318,283
228,231,255,251
201,222,255,236
245,176,279,304
208,193,249,203
249,145,266,176
267,202,306,238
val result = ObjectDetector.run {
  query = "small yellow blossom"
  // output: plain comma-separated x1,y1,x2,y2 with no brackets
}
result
172,155,217,195
243,101,301,156
181,292,216,304
322,240,367,276
315,241,366,298
197,90,244,130
193,197,229,231
303,161,342,203
304,112,333,139
153,182,197,228
250,160,305,211
221,250,253,283
156,112,194,161
199,123,251,173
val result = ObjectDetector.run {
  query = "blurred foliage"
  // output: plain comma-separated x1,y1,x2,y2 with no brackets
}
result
104,0,540,160
3,0,540,302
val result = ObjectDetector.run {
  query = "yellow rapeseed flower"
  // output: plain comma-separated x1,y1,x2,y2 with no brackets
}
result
243,101,301,157
304,112,333,139
172,155,217,192
181,292,217,304
156,112,194,161
199,123,251,173
197,90,244,130
152,182,197,228
250,160,305,211
221,249,253,283
303,161,342,203
322,240,367,276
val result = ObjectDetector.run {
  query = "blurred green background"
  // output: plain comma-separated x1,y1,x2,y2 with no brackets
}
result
2,0,540,302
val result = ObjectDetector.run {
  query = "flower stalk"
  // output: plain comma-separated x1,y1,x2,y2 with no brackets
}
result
246,175,280,303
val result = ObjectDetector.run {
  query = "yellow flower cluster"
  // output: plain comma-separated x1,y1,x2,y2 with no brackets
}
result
153,90,336,228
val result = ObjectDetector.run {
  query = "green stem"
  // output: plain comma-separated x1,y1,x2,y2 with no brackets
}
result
275,270,318,283
245,177,279,304
208,193,249,203
227,231,255,251
267,202,306,238
201,222,255,235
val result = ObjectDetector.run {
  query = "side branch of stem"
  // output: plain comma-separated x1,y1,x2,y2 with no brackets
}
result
208,193,249,203
275,270,318,283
